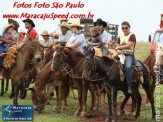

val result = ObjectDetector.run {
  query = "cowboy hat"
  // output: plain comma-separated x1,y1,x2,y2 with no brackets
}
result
40,30,49,36
22,19,35,27
58,22,70,29
3,24,14,33
8,19,19,29
94,18,107,27
60,18,68,21
69,20,82,28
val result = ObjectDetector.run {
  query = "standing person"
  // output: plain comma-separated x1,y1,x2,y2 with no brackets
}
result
50,18,68,40
40,30,54,46
94,19,108,56
66,20,86,52
115,21,136,94
22,19,38,40
55,22,72,46
8,19,19,42
104,25,112,45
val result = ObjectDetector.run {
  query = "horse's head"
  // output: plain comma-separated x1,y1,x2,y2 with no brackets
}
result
26,87,47,112
43,44,54,64
51,45,67,71
82,49,96,81
30,41,43,63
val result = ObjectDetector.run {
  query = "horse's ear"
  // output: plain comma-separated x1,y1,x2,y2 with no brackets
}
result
26,87,35,92
91,49,95,57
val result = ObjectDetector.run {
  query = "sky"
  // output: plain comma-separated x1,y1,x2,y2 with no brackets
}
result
0,0,163,41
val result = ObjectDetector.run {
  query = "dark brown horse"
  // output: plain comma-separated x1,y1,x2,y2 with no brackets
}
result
2,38,43,105
144,53,163,98
82,52,156,122
51,46,102,117
26,60,69,113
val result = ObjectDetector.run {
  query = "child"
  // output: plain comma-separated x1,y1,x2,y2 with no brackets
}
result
86,27,102,54
3,24,15,51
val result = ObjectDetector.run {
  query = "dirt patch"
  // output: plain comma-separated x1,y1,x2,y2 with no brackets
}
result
82,94,150,122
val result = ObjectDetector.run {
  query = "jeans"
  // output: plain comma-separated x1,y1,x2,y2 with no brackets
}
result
0,43,5,72
124,54,134,87
88,46,94,54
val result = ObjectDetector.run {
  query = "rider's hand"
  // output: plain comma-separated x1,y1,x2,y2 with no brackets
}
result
6,40,15,45
117,50,122,54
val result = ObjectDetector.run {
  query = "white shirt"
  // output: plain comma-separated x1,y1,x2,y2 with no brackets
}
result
44,38,54,46
108,33,112,41
67,32,86,51
58,30,72,42
159,33,163,45
100,29,108,48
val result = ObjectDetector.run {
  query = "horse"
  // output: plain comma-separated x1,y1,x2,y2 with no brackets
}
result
26,60,69,113
2,37,43,105
82,51,156,122
51,46,102,117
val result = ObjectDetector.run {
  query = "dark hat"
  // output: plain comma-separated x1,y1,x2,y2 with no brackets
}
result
22,19,35,27
8,19,19,28
105,25,110,30
94,19,107,27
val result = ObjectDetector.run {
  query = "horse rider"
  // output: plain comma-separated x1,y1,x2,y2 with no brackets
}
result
55,22,72,46
115,21,136,94
22,19,38,40
66,20,86,52
94,18,108,56
40,30,54,46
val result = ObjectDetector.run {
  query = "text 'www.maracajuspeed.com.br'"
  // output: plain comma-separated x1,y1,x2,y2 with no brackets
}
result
3,12,94,20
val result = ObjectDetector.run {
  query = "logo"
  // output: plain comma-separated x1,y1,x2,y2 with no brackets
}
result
2,105,33,121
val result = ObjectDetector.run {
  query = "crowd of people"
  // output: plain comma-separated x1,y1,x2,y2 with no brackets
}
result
0,18,138,93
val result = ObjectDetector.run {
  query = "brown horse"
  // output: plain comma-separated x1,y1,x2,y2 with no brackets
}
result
51,46,114,117
82,52,156,122
2,38,43,105
144,52,163,101
26,60,69,113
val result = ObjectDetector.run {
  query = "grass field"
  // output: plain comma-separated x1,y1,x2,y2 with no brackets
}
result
0,42,163,122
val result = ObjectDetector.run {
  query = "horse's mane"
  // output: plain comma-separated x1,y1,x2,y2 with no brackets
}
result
65,47,85,57
101,56,116,62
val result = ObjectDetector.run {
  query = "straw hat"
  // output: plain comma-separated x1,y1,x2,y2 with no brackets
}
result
58,22,70,29
8,19,19,28
3,24,14,33
40,30,49,36
69,20,82,28
60,18,68,21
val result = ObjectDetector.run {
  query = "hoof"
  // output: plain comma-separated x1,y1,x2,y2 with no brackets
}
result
81,112,87,117
134,115,138,120
74,112,80,116
128,112,133,116
105,117,111,122
52,107,57,112
61,107,66,111
120,110,125,116
8,94,14,99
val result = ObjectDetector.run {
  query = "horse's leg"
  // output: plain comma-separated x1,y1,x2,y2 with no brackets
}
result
112,87,118,122
62,82,69,111
4,78,9,93
0,79,4,96
120,93,130,115
9,80,14,99
56,83,63,113
105,87,112,122
142,75,156,119
81,80,89,117
13,79,21,105
95,84,101,110
74,81,82,116
88,83,95,111
53,86,59,112
134,86,142,119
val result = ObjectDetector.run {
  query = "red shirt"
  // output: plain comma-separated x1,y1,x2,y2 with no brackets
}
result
117,34,136,44
27,28,37,39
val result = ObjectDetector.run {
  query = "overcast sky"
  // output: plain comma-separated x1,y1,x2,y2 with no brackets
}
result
0,0,163,41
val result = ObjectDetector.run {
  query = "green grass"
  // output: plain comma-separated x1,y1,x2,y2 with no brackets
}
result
0,42,163,122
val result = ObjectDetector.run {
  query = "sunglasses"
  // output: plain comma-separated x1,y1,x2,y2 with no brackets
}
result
96,24,102,26
122,27,129,30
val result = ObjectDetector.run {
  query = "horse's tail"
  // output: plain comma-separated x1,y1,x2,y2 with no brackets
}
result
138,60,149,74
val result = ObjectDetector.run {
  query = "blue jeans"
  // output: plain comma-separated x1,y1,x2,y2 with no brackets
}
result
88,46,94,54
124,54,134,87
0,43,5,72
